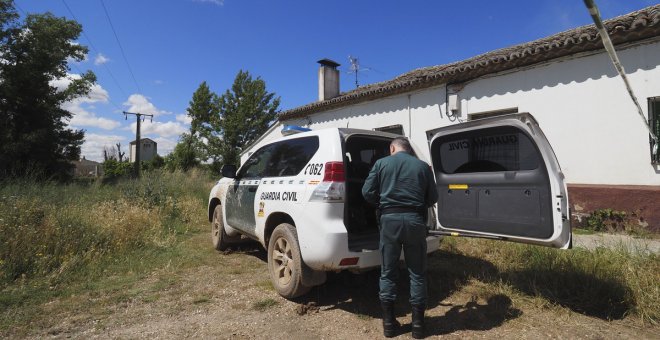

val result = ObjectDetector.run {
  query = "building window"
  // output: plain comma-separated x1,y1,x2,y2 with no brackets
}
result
468,107,518,121
375,124,404,135
649,97,660,164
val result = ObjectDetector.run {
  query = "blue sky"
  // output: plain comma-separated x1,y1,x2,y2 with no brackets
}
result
15,0,657,161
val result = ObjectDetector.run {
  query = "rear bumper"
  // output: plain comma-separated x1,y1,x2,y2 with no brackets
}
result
302,234,441,271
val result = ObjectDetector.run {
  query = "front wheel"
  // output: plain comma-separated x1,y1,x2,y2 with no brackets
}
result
267,223,311,298
211,205,231,251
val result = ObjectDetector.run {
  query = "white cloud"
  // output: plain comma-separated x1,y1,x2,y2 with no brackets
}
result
51,74,121,130
94,53,110,65
153,80,165,85
193,0,224,6
128,120,187,138
80,133,127,162
123,94,172,116
176,114,192,125
67,103,121,130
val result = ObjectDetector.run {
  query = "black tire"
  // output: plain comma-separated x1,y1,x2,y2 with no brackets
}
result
211,205,230,251
267,223,311,298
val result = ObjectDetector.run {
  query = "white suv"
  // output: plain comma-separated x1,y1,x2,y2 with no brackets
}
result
208,113,571,298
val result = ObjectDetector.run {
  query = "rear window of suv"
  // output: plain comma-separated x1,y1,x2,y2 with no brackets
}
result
431,126,540,174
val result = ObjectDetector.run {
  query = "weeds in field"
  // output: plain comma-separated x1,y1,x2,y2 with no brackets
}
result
0,170,212,286
582,209,651,237
435,238,659,324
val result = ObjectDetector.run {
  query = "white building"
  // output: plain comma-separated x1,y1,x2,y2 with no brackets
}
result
243,5,660,228
129,138,157,163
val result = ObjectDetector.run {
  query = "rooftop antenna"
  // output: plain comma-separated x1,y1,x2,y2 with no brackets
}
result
348,55,371,89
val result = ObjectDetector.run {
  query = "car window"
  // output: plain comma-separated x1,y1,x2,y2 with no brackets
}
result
238,144,276,178
265,136,320,177
431,126,540,174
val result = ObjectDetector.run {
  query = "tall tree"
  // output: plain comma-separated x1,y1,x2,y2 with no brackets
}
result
0,1,95,179
165,133,200,171
215,70,280,166
185,81,218,164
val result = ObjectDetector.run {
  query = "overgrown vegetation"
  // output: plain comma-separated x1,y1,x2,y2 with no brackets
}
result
0,170,212,287
579,208,651,237
434,237,659,324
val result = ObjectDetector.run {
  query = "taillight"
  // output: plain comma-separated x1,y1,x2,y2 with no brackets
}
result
339,257,359,266
309,161,345,202
323,161,345,182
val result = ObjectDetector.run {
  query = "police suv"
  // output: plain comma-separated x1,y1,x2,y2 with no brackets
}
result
208,113,571,298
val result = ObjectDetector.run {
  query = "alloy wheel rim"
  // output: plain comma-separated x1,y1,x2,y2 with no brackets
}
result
272,236,293,286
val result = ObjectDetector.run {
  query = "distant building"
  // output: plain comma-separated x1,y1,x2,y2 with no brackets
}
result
72,156,103,177
129,138,157,163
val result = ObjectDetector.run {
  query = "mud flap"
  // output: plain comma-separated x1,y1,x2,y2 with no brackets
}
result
301,260,327,287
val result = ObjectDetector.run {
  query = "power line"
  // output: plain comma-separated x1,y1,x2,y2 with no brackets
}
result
14,2,26,15
99,0,143,95
68,62,123,111
583,0,658,155
62,0,130,101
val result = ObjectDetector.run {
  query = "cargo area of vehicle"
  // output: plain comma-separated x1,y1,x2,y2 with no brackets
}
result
343,135,393,252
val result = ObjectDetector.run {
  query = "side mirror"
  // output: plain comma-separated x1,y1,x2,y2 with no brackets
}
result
221,164,237,178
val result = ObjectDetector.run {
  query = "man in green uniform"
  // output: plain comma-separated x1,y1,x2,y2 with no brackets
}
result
362,137,438,339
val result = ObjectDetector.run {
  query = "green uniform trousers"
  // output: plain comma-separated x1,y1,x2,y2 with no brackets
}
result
379,212,427,307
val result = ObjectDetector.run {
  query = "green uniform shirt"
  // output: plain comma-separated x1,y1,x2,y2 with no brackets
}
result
361,151,438,210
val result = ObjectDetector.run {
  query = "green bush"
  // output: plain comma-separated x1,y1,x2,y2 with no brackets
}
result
102,159,132,180
141,154,165,172
583,209,648,236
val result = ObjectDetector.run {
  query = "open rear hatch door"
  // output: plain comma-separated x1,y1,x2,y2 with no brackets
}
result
427,113,571,249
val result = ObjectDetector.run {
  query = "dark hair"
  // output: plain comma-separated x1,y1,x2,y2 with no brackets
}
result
391,137,412,153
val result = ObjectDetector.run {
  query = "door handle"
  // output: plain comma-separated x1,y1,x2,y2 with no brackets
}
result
248,187,257,192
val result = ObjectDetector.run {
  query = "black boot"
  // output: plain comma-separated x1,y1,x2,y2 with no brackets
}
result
381,301,400,338
411,305,425,339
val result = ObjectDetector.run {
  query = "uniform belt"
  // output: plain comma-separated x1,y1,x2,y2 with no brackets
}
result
380,206,424,215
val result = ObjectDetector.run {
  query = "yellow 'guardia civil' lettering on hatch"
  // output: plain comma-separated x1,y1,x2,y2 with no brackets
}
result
448,184,469,190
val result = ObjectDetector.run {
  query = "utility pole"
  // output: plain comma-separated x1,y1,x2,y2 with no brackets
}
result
123,111,153,178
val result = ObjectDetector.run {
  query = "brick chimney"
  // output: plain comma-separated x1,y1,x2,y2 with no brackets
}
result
318,59,340,101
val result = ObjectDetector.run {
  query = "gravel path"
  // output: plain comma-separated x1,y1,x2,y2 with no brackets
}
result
572,233,660,253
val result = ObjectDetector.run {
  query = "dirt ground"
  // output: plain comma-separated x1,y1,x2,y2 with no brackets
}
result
23,234,658,340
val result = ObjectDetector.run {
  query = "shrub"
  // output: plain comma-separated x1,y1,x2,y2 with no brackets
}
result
102,159,132,180
583,208,648,235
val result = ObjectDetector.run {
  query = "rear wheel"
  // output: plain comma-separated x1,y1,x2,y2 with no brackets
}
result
211,205,230,251
267,223,311,298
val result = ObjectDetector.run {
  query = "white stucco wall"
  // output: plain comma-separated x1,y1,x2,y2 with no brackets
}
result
245,37,660,186
458,38,660,185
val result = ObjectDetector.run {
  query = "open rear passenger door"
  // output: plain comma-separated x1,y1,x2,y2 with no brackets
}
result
427,113,571,249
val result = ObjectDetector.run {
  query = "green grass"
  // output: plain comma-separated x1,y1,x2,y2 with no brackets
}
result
255,279,274,291
433,237,659,324
572,228,596,235
252,298,278,311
